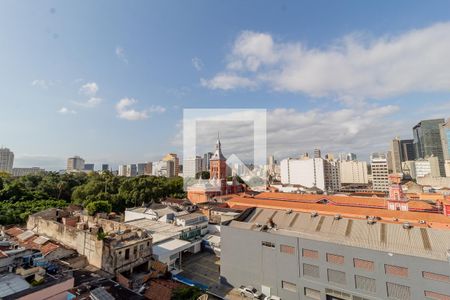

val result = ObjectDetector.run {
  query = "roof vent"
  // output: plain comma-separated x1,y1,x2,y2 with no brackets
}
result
402,222,413,229
311,212,318,218
367,216,377,225
334,214,341,220
418,220,426,224
286,209,293,214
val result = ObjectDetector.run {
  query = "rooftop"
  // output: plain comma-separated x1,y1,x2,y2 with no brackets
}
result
226,194,450,228
228,207,450,261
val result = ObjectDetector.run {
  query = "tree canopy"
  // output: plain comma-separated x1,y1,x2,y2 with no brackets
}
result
0,172,186,225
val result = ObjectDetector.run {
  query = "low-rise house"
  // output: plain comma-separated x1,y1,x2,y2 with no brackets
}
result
26,208,153,278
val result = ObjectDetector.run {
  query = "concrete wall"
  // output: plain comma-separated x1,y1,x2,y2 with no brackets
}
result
27,214,104,269
417,175,450,188
221,225,450,300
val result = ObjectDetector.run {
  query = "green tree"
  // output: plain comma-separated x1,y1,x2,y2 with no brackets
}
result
171,286,203,300
85,200,112,216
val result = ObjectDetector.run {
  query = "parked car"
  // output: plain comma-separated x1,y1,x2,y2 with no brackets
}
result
238,286,263,299
264,296,281,300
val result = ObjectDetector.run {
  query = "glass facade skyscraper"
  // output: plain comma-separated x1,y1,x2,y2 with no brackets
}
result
413,118,445,176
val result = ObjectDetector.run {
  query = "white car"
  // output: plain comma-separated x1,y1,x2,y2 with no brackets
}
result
238,285,263,299
264,296,281,300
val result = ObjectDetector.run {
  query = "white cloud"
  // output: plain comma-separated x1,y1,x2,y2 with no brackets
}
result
31,79,56,89
79,82,99,97
73,97,103,108
58,107,76,114
174,105,405,161
74,82,102,107
115,46,128,64
200,73,257,90
192,57,204,71
115,98,165,121
203,23,450,101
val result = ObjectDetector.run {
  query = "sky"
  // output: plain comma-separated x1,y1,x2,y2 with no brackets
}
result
1,1,450,170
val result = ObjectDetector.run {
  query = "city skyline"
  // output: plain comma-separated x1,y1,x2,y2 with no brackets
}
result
2,1,450,170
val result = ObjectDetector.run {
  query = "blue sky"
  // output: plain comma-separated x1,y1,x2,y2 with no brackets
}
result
1,1,450,170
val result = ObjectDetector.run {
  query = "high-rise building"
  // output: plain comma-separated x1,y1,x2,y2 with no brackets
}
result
0,147,14,174
162,153,179,176
370,152,389,192
390,138,402,174
118,165,128,176
313,148,321,158
67,156,85,172
339,160,368,185
144,162,153,175
280,158,326,191
183,156,203,178
156,160,175,177
399,139,415,161
346,153,357,161
440,119,450,177
101,164,109,171
414,156,441,178
83,163,94,172
202,152,213,172
324,158,340,192
126,164,137,177
413,118,445,176
137,163,147,176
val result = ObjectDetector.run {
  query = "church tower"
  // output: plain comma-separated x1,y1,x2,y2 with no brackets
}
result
210,134,227,194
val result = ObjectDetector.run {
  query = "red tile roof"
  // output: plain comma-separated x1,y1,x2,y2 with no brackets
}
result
4,227,24,237
251,192,435,211
227,195,450,229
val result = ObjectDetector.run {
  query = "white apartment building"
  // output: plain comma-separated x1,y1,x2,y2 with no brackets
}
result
339,160,368,184
415,156,441,178
118,165,127,176
126,164,137,177
370,153,390,192
0,147,14,174
324,159,340,192
66,156,85,172
183,156,202,178
154,160,175,177
280,158,326,191
12,167,45,177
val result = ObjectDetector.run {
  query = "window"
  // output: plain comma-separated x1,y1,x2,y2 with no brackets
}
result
327,269,346,285
385,264,408,277
386,282,410,300
125,248,130,260
303,263,320,278
424,290,450,300
354,258,374,271
303,248,319,259
304,287,320,300
280,244,295,254
327,253,345,265
422,271,450,283
262,241,275,248
281,280,296,292
133,246,137,255
355,275,376,293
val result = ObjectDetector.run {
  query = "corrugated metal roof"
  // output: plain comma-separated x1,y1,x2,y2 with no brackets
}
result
230,208,450,261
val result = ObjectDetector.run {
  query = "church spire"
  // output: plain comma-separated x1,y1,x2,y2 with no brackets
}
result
211,132,225,161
